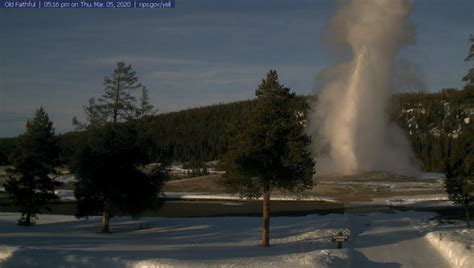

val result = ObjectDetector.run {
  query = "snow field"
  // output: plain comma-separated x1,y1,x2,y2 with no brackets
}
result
1,207,471,267
0,212,351,267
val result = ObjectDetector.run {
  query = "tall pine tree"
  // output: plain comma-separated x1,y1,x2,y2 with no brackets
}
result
222,70,315,247
445,129,474,228
72,62,164,233
100,62,142,123
138,86,156,117
73,62,145,128
4,108,60,225
444,36,474,228
72,123,166,233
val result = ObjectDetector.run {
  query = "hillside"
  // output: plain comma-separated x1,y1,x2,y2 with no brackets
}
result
395,85,474,171
1,86,473,171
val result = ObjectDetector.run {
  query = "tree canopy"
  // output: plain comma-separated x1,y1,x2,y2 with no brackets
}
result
72,122,166,232
222,70,315,246
3,107,60,225
73,62,152,129
444,126,474,228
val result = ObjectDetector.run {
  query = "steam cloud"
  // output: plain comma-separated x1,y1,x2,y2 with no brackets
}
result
310,0,420,176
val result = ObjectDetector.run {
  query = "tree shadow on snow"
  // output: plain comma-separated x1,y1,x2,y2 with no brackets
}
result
352,250,401,268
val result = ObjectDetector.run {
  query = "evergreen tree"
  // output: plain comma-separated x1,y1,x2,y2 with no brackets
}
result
138,87,156,117
463,35,474,85
73,62,144,128
444,128,474,228
442,35,474,228
72,123,166,233
73,97,106,130
71,63,164,233
222,70,315,247
4,108,60,225
100,62,142,123
0,138,16,165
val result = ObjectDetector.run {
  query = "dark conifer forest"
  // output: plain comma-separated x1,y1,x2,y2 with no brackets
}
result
1,86,473,172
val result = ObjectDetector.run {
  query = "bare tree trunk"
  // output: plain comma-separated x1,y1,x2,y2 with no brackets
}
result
113,109,117,124
102,200,111,233
262,184,271,247
113,80,121,123
465,203,471,228
102,210,110,233
25,212,31,226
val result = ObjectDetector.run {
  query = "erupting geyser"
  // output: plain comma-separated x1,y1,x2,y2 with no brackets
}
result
310,0,420,176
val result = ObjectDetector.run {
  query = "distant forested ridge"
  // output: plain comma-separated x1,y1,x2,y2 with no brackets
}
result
1,86,473,172
394,85,474,172
133,96,309,166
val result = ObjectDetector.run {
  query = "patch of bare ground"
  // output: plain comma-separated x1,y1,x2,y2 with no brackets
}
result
316,171,432,183
163,174,226,192
307,184,444,203
308,171,445,203
163,171,445,204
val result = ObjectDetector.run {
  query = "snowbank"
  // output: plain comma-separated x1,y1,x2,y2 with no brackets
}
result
426,228,474,267
51,190,338,203
352,194,454,208
54,175,77,184
387,194,454,208
127,249,350,268
0,246,19,263
165,192,338,202
54,189,75,201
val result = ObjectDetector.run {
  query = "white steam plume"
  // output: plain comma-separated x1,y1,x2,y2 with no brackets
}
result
310,0,420,176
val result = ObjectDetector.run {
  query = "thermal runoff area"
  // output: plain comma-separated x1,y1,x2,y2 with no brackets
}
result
310,0,420,176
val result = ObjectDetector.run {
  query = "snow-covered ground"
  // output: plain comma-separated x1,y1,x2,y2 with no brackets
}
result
164,192,338,203
0,212,350,267
53,190,338,203
379,194,454,208
426,223,474,268
167,165,225,175
54,189,76,201
348,211,450,268
54,175,77,184
387,195,454,208
54,190,454,208
1,210,469,267
346,194,455,209
318,179,444,192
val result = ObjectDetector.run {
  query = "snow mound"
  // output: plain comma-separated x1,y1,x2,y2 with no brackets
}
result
426,228,474,268
0,246,19,263
128,249,350,268
387,195,454,208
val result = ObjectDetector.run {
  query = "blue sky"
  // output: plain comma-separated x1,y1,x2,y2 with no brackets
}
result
0,0,473,137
